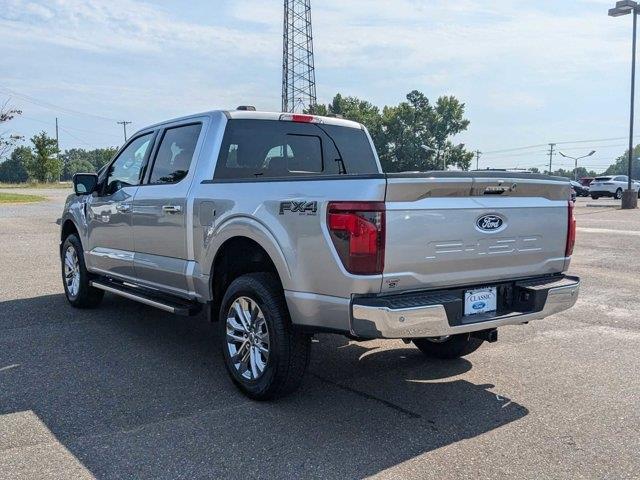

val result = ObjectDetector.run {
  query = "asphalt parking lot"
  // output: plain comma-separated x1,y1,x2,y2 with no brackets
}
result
1,190,639,479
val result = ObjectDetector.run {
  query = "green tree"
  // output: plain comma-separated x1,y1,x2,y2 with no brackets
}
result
0,101,23,161
430,95,472,170
59,147,118,180
27,131,60,182
605,146,640,179
0,146,31,182
315,90,474,172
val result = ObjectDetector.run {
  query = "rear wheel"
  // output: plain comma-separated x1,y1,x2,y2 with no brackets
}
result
61,234,104,308
591,195,599,200
413,333,483,359
615,188,623,200
220,273,311,400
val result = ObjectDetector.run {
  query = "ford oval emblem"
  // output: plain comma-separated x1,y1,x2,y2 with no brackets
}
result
476,214,504,232
472,302,486,310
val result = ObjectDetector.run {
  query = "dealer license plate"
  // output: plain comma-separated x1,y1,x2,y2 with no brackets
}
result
464,287,497,316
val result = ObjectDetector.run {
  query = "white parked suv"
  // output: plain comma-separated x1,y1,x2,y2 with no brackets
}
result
589,175,640,200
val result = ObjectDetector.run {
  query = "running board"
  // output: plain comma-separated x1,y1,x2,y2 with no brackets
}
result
90,281,200,316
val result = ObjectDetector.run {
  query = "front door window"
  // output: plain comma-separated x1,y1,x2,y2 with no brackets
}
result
105,134,152,195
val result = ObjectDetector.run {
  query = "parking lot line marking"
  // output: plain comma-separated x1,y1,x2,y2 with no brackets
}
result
577,227,640,237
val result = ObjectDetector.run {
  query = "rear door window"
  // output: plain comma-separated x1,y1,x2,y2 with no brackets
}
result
149,123,202,184
214,119,378,180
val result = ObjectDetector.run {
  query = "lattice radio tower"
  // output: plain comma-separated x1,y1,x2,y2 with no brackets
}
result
281,0,317,113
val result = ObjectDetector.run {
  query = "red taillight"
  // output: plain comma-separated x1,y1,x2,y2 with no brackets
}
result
327,202,385,275
566,200,576,257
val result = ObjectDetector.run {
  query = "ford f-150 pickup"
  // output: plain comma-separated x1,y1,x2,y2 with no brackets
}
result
59,109,580,399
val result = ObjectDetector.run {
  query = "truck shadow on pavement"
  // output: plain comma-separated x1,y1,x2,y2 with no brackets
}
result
0,293,529,479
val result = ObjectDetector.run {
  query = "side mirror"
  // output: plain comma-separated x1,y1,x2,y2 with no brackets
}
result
73,173,99,195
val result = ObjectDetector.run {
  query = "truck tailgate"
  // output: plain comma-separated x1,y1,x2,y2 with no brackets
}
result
382,173,571,293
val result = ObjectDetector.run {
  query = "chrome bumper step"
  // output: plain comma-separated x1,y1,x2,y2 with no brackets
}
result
351,275,580,339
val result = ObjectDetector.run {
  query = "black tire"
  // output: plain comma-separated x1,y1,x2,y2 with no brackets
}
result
61,234,104,308
615,188,623,200
413,333,484,360
591,195,599,200
219,273,311,400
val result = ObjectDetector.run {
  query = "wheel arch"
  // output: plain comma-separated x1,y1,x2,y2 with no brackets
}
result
61,218,80,242
207,228,292,322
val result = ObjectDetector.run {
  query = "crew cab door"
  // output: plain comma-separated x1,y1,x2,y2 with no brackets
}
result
85,133,154,279
132,122,204,295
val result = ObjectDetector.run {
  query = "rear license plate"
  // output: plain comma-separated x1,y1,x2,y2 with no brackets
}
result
464,287,497,316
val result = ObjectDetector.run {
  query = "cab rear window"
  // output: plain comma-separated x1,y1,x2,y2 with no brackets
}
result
214,119,379,180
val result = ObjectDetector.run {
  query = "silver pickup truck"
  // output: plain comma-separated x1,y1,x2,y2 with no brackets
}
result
60,109,580,399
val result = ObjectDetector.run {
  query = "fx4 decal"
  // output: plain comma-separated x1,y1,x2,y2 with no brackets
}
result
279,201,318,215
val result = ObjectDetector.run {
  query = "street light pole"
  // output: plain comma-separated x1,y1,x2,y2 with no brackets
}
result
559,151,596,180
609,0,640,208
628,9,637,193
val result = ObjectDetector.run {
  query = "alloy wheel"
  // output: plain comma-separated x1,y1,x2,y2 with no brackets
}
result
226,296,270,380
63,246,81,298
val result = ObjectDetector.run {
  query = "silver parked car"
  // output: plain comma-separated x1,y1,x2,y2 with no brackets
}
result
59,109,580,399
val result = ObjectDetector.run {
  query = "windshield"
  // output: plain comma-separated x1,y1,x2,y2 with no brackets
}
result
594,177,612,181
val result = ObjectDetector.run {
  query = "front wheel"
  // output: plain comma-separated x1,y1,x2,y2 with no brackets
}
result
615,188,623,200
220,273,311,400
591,195,599,200
413,333,484,359
61,234,104,308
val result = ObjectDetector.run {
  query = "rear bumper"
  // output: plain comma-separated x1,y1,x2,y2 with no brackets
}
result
351,275,580,339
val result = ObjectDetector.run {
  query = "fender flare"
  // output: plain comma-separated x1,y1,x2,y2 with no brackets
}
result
203,215,293,290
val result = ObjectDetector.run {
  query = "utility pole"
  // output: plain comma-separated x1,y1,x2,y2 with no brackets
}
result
55,117,60,182
548,143,556,174
117,121,132,142
475,150,481,170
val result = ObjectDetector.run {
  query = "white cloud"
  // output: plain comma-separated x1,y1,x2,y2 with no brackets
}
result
0,0,278,58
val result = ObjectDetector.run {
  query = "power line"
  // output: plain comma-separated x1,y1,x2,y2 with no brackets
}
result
482,150,549,159
58,126,95,147
483,135,640,155
556,136,628,145
483,143,549,155
0,86,120,122
19,114,121,141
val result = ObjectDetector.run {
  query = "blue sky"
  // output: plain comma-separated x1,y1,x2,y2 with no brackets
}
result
0,0,635,172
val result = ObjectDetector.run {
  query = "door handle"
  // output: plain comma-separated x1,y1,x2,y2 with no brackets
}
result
162,205,182,214
115,203,131,213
